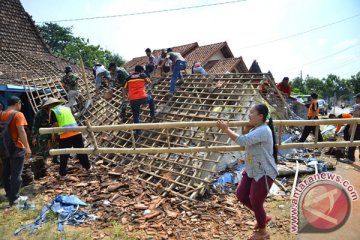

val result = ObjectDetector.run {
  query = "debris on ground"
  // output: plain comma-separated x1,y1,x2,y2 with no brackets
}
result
32,162,291,239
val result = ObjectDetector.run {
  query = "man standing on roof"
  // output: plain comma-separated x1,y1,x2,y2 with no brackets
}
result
42,97,91,178
276,77,291,97
145,48,156,77
122,65,156,136
61,66,79,107
0,96,31,206
156,49,172,77
93,64,111,96
108,62,130,88
299,93,323,143
159,48,187,97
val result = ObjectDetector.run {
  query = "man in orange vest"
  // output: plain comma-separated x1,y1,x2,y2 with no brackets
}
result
122,65,156,136
299,93,323,142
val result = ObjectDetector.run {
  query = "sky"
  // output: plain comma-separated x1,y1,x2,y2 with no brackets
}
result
21,0,360,82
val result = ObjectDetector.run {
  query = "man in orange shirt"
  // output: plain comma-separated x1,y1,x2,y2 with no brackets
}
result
329,113,353,137
299,93,323,142
123,65,156,136
0,96,31,205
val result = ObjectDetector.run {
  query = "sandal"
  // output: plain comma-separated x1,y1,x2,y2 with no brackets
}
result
254,215,272,230
247,231,270,240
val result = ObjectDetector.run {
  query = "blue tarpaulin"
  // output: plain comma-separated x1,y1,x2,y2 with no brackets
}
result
14,195,95,236
212,164,245,191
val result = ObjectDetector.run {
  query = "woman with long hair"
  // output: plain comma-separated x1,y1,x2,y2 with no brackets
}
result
217,104,278,240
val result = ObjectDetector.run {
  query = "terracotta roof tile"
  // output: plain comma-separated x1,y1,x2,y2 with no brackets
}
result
0,0,50,54
0,0,84,85
206,57,248,74
185,42,233,69
123,42,198,71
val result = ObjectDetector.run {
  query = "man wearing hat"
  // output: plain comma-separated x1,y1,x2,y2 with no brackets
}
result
42,97,91,177
62,66,79,107
0,96,31,205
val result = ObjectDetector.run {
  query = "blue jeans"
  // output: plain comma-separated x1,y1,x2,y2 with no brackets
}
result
170,60,187,93
1,148,25,203
130,96,155,134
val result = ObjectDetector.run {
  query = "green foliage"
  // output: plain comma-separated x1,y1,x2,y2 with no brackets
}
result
350,72,360,95
290,72,358,101
37,22,74,54
37,22,125,68
290,77,305,94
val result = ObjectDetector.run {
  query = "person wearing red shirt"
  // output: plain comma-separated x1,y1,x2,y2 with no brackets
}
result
276,77,291,97
123,65,156,136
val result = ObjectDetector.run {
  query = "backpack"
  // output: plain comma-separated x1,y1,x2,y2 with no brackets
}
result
0,111,18,159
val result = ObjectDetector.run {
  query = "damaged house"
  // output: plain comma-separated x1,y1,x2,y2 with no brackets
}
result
0,0,295,200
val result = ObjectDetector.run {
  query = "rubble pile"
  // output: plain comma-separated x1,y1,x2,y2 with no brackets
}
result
37,163,290,239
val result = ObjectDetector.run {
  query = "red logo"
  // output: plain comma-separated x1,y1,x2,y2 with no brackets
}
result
300,182,351,232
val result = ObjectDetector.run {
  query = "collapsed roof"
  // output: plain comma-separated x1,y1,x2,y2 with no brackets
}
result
2,0,292,200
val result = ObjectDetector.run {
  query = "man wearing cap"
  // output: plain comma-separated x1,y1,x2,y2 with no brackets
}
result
123,65,156,135
108,62,130,88
42,97,91,177
0,96,31,205
61,66,80,107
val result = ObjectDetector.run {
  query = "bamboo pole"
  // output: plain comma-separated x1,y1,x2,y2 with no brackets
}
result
40,118,360,134
48,140,360,156
290,161,300,199
350,123,357,142
79,57,91,100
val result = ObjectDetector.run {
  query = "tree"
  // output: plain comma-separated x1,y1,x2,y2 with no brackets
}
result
304,76,324,97
37,22,125,68
290,77,305,94
350,72,360,95
37,22,75,54
321,74,338,100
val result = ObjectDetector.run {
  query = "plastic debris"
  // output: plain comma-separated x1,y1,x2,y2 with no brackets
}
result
14,195,94,236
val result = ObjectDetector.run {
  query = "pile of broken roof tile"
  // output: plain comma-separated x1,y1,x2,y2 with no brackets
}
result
37,163,290,239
